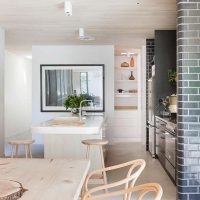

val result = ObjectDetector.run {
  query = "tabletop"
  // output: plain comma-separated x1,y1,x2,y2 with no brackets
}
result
0,158,90,200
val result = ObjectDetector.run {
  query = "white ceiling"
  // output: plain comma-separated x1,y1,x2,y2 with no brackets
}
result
0,0,176,56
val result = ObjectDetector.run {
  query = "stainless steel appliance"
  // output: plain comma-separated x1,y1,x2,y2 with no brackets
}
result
156,117,176,182
147,76,156,157
165,122,176,180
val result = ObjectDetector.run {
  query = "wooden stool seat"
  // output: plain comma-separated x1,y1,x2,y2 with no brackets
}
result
81,139,108,146
8,139,35,159
8,139,35,145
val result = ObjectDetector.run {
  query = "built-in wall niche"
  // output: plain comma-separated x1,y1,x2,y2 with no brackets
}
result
114,54,138,110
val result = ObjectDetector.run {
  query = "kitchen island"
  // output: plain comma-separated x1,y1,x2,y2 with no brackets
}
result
31,115,106,170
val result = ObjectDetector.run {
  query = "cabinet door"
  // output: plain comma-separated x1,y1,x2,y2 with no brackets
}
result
149,125,155,156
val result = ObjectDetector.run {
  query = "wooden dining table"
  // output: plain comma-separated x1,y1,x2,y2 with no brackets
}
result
0,158,90,200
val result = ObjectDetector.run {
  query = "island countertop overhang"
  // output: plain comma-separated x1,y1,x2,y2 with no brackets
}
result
31,115,105,135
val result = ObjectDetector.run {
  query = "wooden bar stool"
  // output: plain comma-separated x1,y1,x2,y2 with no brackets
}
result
81,139,108,186
8,139,35,158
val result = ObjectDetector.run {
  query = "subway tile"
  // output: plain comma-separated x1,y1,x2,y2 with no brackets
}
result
182,102,199,108
179,130,199,137
178,30,198,38
189,194,200,200
189,24,200,30
189,137,200,144
178,95,189,101
189,68,200,73
189,10,200,16
178,186,198,193
178,3,198,10
189,180,200,186
178,17,198,24
189,109,200,115
189,95,200,101
178,67,189,73
177,193,188,200
179,88,198,94
178,122,189,129
177,179,188,187
179,60,199,67
180,116,198,122
178,172,199,180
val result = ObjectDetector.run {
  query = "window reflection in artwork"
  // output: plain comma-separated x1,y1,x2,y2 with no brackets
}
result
80,72,88,94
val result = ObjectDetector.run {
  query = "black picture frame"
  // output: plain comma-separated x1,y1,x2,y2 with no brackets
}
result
40,64,105,112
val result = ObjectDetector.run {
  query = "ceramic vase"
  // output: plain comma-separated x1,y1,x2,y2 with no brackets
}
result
130,56,135,67
129,71,135,80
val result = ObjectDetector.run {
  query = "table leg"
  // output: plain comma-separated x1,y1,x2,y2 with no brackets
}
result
25,145,28,159
15,144,19,158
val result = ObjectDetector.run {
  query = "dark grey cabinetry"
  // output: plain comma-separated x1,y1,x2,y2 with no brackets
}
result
155,30,176,103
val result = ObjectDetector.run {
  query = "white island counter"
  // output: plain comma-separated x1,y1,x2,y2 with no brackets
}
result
31,115,106,170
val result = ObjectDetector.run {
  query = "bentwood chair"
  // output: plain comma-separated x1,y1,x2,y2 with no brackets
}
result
82,183,163,200
82,159,146,200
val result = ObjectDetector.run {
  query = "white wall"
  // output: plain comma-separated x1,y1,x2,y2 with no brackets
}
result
4,52,32,141
0,27,5,156
32,45,114,131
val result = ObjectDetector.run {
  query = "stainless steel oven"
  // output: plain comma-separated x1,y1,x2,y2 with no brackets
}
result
165,130,176,180
158,131,165,166
165,131,176,167
156,117,176,183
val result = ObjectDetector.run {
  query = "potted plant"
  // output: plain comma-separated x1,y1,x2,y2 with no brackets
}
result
168,69,177,86
63,94,91,114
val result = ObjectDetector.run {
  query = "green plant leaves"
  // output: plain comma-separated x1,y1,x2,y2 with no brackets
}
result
63,94,91,110
168,69,177,85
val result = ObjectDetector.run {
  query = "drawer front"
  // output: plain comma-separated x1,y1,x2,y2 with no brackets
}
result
158,152,165,167
165,159,176,181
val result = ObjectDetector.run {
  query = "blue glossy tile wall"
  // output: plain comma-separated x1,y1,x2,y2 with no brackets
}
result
177,0,200,199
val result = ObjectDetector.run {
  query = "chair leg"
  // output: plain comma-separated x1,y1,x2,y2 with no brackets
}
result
86,145,90,160
15,144,19,158
28,144,32,158
99,146,108,191
10,145,14,158
25,144,28,159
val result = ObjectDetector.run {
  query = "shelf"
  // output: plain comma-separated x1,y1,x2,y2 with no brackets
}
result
115,67,137,71
115,93,137,98
115,80,137,83
114,106,138,110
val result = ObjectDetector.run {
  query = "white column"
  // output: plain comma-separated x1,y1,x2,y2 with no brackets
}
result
0,27,5,156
